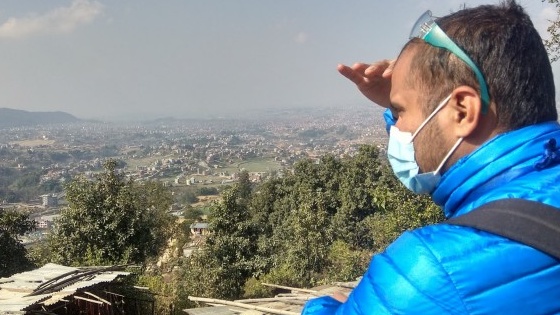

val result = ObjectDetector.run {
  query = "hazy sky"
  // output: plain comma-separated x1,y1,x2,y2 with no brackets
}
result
0,0,556,120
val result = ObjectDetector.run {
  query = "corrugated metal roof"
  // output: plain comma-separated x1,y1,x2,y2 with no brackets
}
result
191,222,209,229
0,263,129,312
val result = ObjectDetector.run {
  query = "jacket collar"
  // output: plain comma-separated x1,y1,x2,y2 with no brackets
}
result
431,121,560,218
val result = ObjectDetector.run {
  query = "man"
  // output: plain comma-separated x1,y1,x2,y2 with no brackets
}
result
302,1,560,314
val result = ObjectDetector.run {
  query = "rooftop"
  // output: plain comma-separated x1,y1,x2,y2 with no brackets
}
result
0,263,129,313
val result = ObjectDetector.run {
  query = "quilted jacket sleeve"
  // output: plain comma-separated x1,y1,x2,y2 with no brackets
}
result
302,230,468,315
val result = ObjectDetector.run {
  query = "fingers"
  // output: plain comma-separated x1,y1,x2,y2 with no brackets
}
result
337,59,394,108
338,59,395,86
350,62,370,73
338,61,383,85
364,59,395,78
383,59,396,78
337,63,366,85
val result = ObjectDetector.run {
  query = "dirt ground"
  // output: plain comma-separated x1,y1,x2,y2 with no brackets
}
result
192,195,221,207
10,139,56,147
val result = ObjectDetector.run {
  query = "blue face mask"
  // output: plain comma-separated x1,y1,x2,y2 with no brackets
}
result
387,94,463,194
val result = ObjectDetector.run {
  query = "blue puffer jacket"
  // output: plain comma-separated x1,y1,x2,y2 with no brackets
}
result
302,121,560,315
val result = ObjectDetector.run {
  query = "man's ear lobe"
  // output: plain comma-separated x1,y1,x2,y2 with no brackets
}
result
450,86,482,138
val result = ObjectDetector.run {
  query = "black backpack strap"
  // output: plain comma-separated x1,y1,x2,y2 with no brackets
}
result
445,198,560,260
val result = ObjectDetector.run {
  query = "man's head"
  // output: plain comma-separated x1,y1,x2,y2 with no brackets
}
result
390,0,557,173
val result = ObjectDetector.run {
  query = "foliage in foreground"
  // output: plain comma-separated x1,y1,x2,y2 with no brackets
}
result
43,160,175,266
22,146,442,314
0,209,35,277
182,145,443,301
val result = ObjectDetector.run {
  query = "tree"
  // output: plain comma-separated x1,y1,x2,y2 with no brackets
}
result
365,164,444,253
181,145,444,299
0,209,35,277
331,145,383,249
276,184,334,285
182,205,204,223
47,159,175,266
183,176,258,300
253,145,442,288
543,0,560,61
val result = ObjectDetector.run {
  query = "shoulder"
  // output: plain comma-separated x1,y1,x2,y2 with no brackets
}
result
349,223,556,314
343,225,473,314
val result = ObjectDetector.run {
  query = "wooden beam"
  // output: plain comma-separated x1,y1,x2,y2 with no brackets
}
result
188,296,299,315
234,296,311,303
84,291,111,305
261,283,318,294
74,295,103,304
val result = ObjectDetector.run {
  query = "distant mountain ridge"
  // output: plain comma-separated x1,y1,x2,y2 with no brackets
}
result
0,108,79,126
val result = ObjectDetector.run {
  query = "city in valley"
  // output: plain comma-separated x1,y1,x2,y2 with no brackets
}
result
0,105,388,242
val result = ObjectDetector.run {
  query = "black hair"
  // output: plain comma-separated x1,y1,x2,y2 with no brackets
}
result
405,0,557,130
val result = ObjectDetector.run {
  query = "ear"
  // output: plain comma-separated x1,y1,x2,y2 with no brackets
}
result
446,86,482,138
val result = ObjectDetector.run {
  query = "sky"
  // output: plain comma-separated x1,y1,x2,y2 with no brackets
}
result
0,0,556,121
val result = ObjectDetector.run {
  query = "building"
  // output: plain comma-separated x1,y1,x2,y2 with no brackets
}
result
190,222,209,236
36,215,59,229
41,194,58,207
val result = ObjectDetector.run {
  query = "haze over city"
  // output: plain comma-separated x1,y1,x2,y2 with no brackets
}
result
0,0,556,121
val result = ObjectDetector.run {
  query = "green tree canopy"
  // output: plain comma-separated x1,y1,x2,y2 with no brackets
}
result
183,171,258,300
0,209,35,277
183,145,443,300
47,159,175,266
543,0,560,61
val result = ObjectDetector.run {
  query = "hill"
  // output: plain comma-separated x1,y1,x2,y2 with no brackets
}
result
0,108,79,127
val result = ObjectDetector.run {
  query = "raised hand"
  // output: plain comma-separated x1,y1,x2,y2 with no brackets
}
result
337,59,395,108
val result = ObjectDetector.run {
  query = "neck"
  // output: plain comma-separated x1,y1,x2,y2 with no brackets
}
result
444,111,502,173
